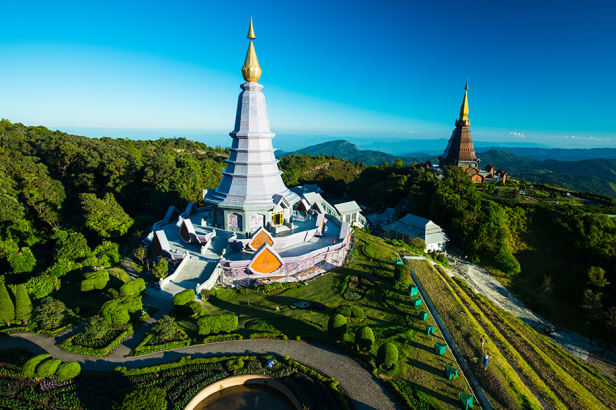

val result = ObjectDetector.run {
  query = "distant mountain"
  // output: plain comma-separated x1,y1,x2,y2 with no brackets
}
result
275,140,436,166
478,150,616,198
475,147,616,162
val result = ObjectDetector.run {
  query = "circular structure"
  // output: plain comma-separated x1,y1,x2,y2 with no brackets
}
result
184,375,301,410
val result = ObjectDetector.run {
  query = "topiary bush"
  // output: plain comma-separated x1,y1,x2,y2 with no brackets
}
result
328,314,347,339
356,326,375,350
116,386,167,410
334,305,352,317
378,342,399,368
183,301,203,316
197,314,238,335
394,265,407,283
80,270,110,292
173,289,195,306
226,358,244,371
36,358,61,378
119,278,145,296
22,354,51,377
55,361,81,381
101,300,130,327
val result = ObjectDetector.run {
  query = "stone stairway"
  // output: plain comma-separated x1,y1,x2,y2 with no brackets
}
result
161,228,232,295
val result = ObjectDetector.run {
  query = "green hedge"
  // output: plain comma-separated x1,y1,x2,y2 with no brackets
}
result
119,278,145,296
203,333,243,344
328,314,347,338
131,330,190,356
248,333,288,340
59,325,133,357
55,361,81,381
184,301,203,316
22,354,51,377
378,342,398,368
173,289,195,306
80,270,109,292
36,358,61,378
197,314,237,335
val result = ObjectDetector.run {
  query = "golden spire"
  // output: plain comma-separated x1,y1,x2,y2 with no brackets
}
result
241,18,261,82
247,16,256,40
459,80,469,120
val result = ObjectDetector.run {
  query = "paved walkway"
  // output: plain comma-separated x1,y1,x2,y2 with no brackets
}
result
2,335,399,410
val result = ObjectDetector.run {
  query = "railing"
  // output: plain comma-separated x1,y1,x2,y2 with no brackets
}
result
159,252,191,289
196,263,224,293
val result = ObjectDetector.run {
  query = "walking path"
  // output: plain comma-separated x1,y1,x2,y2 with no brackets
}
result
2,334,399,410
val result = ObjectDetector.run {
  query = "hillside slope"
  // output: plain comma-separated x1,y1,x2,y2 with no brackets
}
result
276,140,435,166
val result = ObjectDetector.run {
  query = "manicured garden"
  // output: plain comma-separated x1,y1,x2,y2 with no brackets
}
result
162,231,474,409
0,348,350,410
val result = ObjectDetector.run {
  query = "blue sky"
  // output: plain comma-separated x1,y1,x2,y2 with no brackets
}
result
0,0,614,148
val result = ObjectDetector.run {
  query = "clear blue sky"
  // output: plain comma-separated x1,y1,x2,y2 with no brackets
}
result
1,0,614,147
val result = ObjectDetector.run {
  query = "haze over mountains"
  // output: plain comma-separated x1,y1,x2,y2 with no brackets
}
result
276,140,616,199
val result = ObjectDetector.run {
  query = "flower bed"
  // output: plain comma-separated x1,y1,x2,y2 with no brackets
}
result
0,353,349,410
72,329,126,349
340,274,376,301
236,282,300,296
289,301,327,311
59,326,133,357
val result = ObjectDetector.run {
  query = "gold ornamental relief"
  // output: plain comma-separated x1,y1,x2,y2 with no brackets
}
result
250,230,274,249
252,248,282,273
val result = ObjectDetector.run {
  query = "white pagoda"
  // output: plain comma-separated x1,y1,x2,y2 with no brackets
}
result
203,18,300,232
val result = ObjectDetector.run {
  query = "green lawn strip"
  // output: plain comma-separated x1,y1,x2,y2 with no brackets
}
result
59,326,133,357
456,278,616,409
442,275,568,409
410,259,541,410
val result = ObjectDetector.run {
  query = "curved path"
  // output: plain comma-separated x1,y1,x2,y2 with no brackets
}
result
2,334,399,410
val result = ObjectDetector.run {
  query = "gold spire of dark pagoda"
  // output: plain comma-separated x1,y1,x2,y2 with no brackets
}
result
459,80,469,120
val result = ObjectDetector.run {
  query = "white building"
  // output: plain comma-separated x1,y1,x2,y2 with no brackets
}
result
383,214,448,252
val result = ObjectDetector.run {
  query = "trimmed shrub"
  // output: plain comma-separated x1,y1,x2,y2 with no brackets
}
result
13,284,32,324
394,265,407,283
25,274,61,299
22,354,51,377
119,278,145,296
101,300,130,327
36,358,61,378
55,361,81,381
184,301,203,316
226,358,244,371
152,315,177,342
197,315,238,335
173,289,195,306
116,386,166,410
350,306,364,319
378,342,399,368
328,314,347,338
334,305,352,317
80,270,110,292
119,295,142,313
356,326,375,350
0,282,15,326
34,298,66,330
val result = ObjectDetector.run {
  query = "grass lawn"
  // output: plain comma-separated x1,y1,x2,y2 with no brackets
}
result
174,232,474,409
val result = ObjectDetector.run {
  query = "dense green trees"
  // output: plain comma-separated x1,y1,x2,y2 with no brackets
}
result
152,315,177,342
34,298,66,330
81,193,133,239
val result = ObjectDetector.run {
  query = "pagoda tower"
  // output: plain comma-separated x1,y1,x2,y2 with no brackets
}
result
203,18,300,233
438,80,480,169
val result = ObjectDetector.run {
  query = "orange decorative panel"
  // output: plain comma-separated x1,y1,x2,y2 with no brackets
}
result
252,248,282,273
250,230,274,249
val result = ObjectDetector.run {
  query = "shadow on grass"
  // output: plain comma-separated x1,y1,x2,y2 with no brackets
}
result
405,378,462,408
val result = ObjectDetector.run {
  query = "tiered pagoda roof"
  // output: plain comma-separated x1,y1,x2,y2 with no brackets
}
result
439,81,479,168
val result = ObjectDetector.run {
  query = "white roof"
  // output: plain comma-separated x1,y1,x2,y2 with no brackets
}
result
334,201,362,215
302,192,325,205
383,213,449,245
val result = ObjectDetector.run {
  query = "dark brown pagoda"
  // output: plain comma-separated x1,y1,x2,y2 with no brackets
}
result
438,81,480,170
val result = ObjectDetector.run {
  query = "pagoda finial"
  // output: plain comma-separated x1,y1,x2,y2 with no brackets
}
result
242,17,261,82
247,16,256,40
459,80,469,120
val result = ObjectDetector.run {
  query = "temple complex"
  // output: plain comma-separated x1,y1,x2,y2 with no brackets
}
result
437,82,508,184
144,19,357,296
